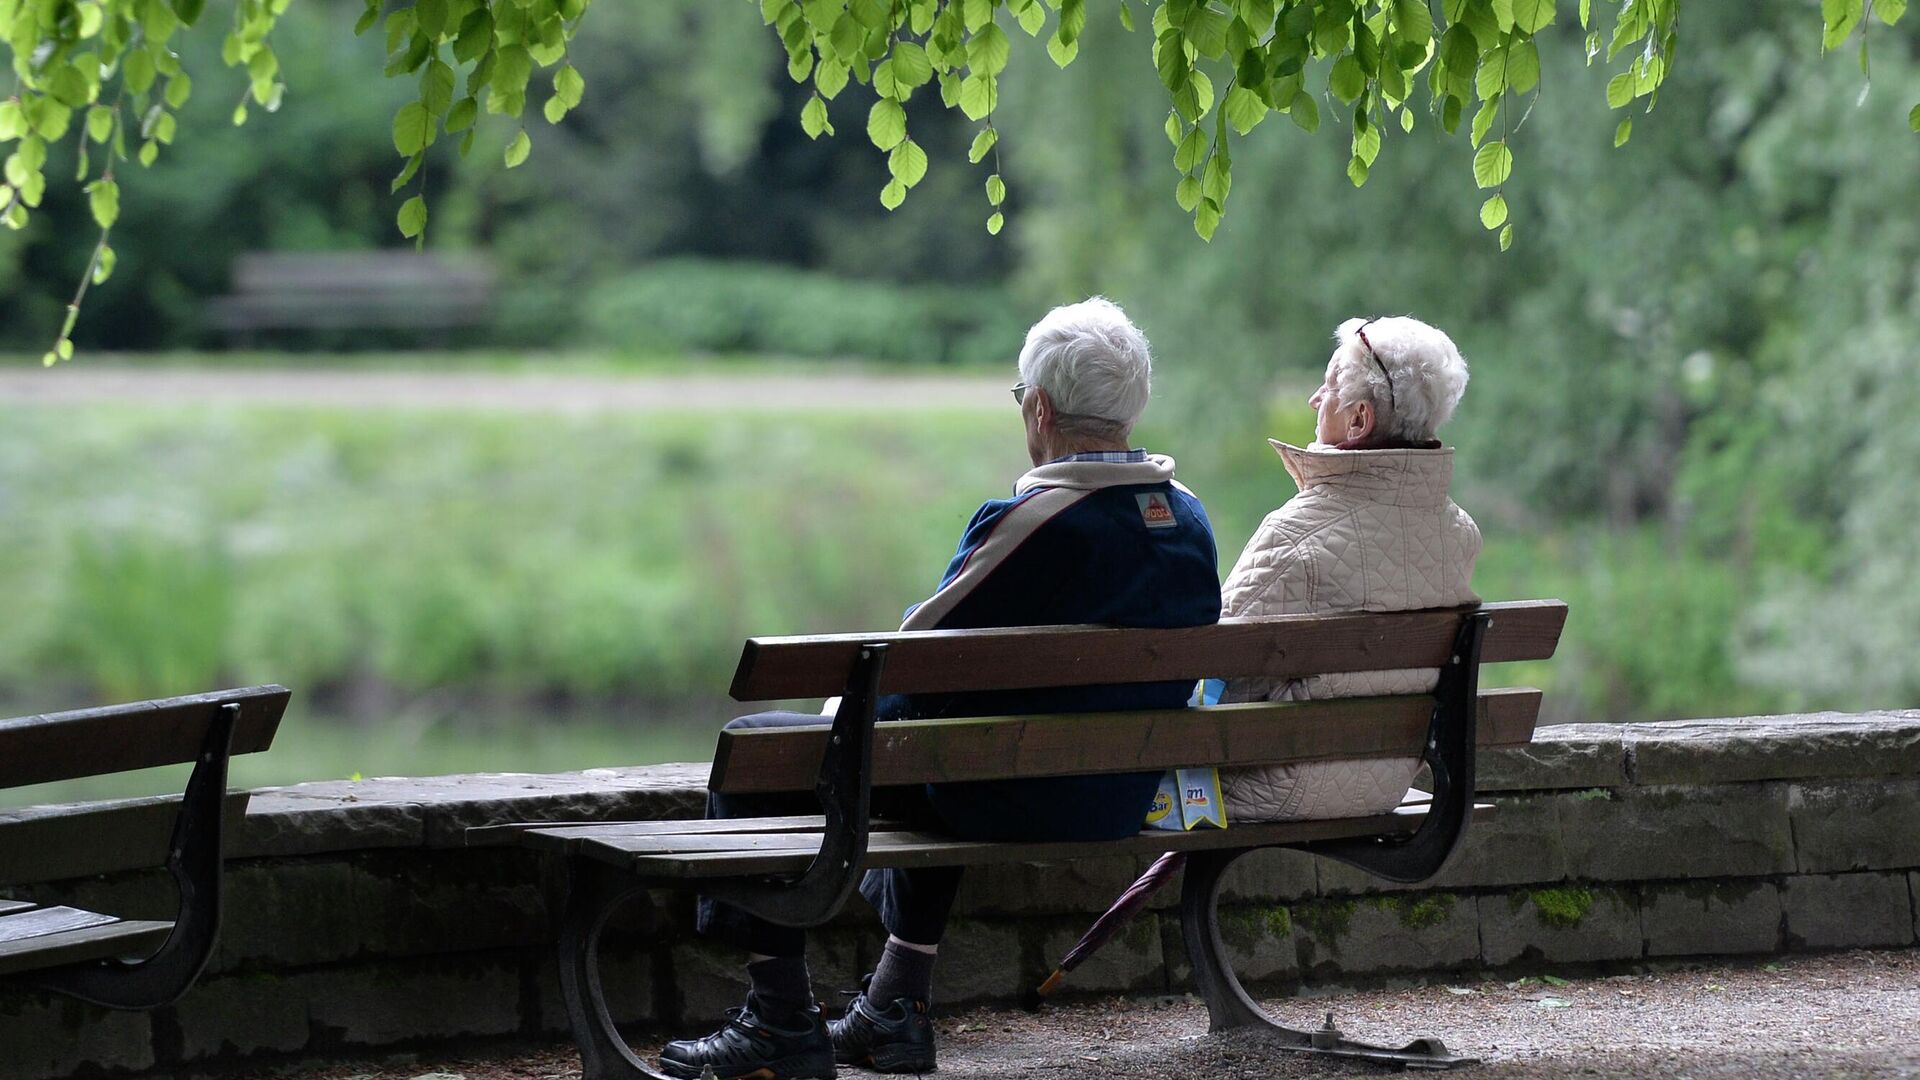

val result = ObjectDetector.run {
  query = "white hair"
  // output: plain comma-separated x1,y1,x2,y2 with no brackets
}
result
1017,297,1152,437
1331,315,1469,442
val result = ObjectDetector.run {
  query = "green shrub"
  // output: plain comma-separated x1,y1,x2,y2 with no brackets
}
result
580,259,1026,366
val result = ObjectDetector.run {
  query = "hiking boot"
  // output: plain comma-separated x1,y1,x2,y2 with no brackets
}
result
829,979,936,1074
659,1000,836,1080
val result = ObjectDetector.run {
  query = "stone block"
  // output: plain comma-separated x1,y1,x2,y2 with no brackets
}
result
1214,903,1301,986
14,868,176,925
1787,780,1920,873
168,971,311,1060
306,955,525,1045
1037,912,1167,995
1479,886,1641,966
0,992,153,1080
1293,893,1478,977
1317,792,1568,895
930,918,1023,1006
669,928,865,1026
1559,784,1794,882
1624,711,1920,787
531,945,657,1036
1912,873,1920,943
1480,726,1627,792
1217,848,1318,905
208,858,363,972
953,855,1148,917
351,848,550,960
1642,881,1782,957
236,792,426,858
1783,872,1915,950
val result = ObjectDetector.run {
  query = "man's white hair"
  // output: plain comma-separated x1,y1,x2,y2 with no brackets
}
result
1017,297,1152,437
1331,315,1469,442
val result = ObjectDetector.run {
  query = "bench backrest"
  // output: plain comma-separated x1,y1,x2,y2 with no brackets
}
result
711,601,1565,795
0,685,291,791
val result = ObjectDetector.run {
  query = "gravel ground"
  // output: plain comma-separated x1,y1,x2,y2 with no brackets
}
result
233,949,1920,1080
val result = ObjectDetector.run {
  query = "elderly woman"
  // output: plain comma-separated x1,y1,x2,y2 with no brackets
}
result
1219,316,1480,823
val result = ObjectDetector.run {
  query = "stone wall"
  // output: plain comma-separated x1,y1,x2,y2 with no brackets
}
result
3,711,1918,1079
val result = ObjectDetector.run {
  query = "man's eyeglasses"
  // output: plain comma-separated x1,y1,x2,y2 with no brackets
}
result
1011,382,1030,405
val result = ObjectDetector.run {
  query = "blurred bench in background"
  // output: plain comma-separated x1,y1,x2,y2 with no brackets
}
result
206,252,495,344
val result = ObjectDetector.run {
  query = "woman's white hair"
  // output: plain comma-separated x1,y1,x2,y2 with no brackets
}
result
1017,297,1152,437
1331,315,1469,442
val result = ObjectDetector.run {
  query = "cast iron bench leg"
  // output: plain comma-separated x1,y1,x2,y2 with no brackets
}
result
557,859,675,1080
1180,848,1475,1070
34,703,239,1009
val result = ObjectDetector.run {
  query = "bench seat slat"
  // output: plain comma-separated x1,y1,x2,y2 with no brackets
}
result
731,600,1566,700
465,816,912,851
0,685,290,790
712,687,1539,795
0,906,117,943
0,913,173,978
0,900,33,915
566,800,1491,879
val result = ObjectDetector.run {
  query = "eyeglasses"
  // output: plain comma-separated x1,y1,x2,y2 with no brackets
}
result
1011,382,1030,404
1010,382,1123,427
1354,321,1396,417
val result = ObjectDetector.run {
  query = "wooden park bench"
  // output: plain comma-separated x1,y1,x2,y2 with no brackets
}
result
205,252,495,343
0,686,289,1008
476,601,1566,1077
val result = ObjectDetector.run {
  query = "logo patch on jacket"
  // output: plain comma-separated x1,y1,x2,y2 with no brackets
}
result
1136,492,1177,529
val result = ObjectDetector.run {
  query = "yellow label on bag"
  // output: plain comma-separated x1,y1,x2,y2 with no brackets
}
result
1145,767,1228,831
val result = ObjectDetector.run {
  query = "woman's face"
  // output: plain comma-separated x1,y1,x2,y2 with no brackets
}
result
1309,354,1350,445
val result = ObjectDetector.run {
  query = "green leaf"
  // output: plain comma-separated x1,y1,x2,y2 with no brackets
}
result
1471,96,1499,146
1606,72,1634,108
1910,103,1920,131
1392,0,1435,42
1047,33,1080,66
1289,91,1320,132
1441,93,1462,133
1119,0,1135,32
889,138,929,187
815,59,851,99
1491,0,1516,31
124,50,158,95
424,61,458,116
879,176,907,209
958,73,997,120
139,139,158,167
892,41,934,86
1614,115,1632,145
1202,154,1231,202
505,128,532,167
1510,0,1555,34
1878,0,1907,22
801,93,834,138
391,152,424,192
165,73,194,110
92,244,116,285
397,194,428,238
1194,197,1221,240
1400,106,1415,132
1474,140,1513,187
986,210,1004,234
1347,154,1369,186
1479,193,1508,228
392,101,435,156
1174,126,1206,171
986,173,1006,204
1224,85,1267,134
88,178,119,228
86,106,115,144
968,23,1012,74
447,96,478,133
867,98,908,149
968,126,998,163
1498,222,1513,250
1330,55,1367,103
453,10,493,62
1175,174,1202,211
1507,39,1541,93
554,65,586,110
1156,31,1190,91
830,14,865,60
172,0,207,27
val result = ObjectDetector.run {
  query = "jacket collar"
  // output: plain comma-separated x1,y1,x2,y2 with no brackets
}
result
1016,452,1178,494
1270,440,1455,509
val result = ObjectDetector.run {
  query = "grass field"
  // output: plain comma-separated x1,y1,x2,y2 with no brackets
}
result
0,365,1774,806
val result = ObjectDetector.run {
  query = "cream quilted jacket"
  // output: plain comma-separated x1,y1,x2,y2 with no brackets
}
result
1220,440,1481,822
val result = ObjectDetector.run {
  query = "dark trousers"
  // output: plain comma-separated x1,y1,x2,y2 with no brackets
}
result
695,710,1162,959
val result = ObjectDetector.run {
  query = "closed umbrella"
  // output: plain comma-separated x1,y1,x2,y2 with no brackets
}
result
1029,851,1186,1006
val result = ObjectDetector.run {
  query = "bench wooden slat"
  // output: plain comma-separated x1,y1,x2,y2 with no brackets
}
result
730,600,1566,701
0,906,117,943
575,801,1493,879
0,915,173,978
0,900,33,915
465,815,914,850
0,686,290,790
0,792,253,887
711,687,1539,795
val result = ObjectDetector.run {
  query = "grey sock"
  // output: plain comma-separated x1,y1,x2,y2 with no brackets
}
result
867,939,936,1006
746,955,814,1023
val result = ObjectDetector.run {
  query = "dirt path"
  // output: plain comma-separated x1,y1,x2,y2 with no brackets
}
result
0,367,1010,412
233,949,1920,1079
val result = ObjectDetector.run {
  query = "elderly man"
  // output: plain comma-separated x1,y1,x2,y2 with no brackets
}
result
662,298,1222,1079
